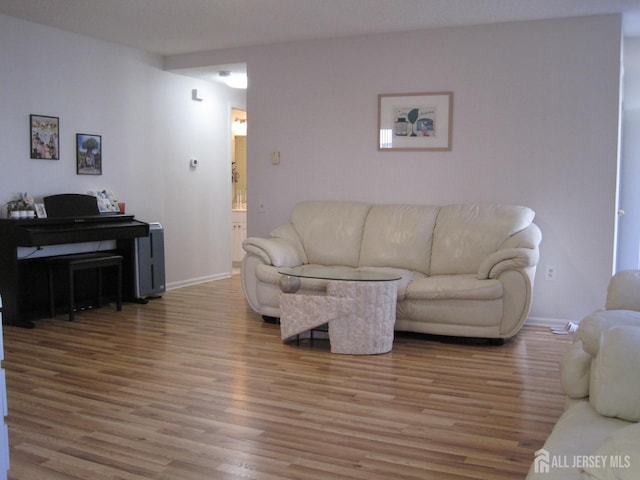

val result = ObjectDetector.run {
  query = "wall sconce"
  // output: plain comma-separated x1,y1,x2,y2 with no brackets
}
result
191,89,204,101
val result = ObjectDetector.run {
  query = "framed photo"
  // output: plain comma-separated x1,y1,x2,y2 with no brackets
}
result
378,92,453,151
34,203,47,218
30,114,59,159
76,133,102,175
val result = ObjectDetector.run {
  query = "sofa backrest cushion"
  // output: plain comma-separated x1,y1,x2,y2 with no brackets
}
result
290,201,371,267
430,204,535,275
606,270,640,311
359,204,439,275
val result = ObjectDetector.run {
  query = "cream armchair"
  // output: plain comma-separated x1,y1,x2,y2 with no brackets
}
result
528,271,640,480
561,270,640,400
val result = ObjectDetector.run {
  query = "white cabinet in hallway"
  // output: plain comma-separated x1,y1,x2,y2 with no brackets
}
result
232,210,247,264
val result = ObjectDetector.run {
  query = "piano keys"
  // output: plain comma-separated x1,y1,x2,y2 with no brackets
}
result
8,214,149,246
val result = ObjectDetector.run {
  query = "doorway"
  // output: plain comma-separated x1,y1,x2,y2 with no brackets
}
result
231,109,247,269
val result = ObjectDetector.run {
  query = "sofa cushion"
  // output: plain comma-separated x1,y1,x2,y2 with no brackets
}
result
268,223,308,265
581,422,640,480
577,311,640,357
290,201,371,268
526,401,631,480
405,274,503,300
358,266,424,301
589,326,640,422
605,270,640,311
358,204,439,275
430,204,535,275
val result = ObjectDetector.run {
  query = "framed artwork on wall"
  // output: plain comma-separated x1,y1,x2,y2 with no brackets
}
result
30,114,59,159
76,133,102,175
378,91,453,151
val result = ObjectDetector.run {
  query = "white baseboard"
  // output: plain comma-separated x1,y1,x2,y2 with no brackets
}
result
167,272,231,291
526,316,577,328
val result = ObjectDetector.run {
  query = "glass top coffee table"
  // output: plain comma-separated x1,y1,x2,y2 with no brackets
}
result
277,266,401,354
278,265,401,293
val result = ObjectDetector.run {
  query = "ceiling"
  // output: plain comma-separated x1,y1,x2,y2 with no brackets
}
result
1,0,640,58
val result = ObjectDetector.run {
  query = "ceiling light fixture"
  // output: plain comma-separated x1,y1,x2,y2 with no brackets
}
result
219,71,247,89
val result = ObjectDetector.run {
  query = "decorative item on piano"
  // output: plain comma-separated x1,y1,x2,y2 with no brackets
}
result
34,204,47,218
91,190,121,213
6,193,35,219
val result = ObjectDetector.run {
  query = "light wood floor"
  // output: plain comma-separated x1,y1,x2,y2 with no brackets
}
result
3,274,573,479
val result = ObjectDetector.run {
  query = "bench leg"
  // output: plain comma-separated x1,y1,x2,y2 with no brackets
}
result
97,268,103,308
116,263,122,311
48,268,56,318
68,268,75,322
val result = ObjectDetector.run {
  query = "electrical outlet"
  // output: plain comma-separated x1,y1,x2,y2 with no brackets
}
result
545,266,556,280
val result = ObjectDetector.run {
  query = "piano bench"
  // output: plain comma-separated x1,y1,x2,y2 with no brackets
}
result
47,252,123,321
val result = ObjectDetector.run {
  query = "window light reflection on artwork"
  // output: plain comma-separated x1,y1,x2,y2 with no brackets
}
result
379,129,393,149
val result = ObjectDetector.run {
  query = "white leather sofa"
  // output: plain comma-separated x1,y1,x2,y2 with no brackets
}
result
527,271,640,480
241,201,541,341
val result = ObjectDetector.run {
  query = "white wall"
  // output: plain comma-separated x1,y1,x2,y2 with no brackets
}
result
167,14,623,323
0,14,245,288
0,13,623,324
620,37,640,271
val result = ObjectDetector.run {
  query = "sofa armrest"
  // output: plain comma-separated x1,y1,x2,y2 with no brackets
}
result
560,341,591,399
243,237,303,267
606,270,640,311
477,223,541,279
477,247,539,279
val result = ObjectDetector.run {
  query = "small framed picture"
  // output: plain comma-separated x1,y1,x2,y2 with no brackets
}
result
35,203,47,218
76,133,102,175
30,114,59,159
378,92,453,151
